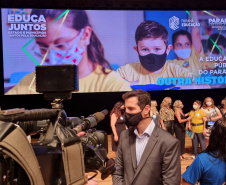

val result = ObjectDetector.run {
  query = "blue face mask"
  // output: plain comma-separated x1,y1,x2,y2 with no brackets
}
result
174,48,191,60
45,29,85,65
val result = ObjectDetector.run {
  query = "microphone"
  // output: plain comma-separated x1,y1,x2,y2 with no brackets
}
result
73,109,108,134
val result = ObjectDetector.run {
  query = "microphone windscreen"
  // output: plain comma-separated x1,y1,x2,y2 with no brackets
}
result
101,109,108,116
93,112,105,122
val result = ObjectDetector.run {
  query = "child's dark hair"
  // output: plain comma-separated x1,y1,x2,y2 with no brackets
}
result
172,29,192,47
207,33,226,54
31,9,112,73
135,20,168,46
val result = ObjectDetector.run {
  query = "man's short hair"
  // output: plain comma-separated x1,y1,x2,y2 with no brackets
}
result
172,29,192,47
135,20,168,46
122,90,151,110
207,33,226,54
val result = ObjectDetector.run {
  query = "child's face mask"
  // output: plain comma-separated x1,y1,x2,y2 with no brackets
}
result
138,51,167,72
174,48,191,60
39,29,85,65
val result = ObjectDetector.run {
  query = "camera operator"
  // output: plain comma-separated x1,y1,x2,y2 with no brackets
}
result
182,118,226,185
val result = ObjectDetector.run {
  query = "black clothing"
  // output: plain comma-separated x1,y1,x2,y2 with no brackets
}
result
174,113,186,155
111,116,126,152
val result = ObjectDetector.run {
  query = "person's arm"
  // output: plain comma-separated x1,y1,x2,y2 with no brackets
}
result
116,64,138,82
110,113,119,142
202,116,207,136
188,120,192,131
160,120,166,130
162,140,181,185
181,178,192,185
159,108,166,130
175,110,189,123
185,112,189,117
112,132,124,185
190,11,202,54
210,108,222,121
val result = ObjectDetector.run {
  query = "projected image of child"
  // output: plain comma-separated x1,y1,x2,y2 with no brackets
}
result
116,20,195,88
6,9,131,94
205,33,226,71
168,11,205,77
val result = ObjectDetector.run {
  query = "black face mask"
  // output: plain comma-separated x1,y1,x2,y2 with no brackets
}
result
125,111,143,128
139,51,167,72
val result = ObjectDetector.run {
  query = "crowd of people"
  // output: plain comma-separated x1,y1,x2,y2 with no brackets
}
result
111,95,226,159
110,90,226,185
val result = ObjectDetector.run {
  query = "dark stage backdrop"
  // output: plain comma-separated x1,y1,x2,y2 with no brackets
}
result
1,89,225,134
0,0,226,134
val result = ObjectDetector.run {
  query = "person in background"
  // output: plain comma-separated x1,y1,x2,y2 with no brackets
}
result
220,98,226,118
150,100,160,126
116,20,195,87
168,11,204,77
110,101,127,155
201,97,222,147
182,118,226,185
188,100,207,159
6,9,131,94
202,33,226,88
206,33,226,60
173,100,192,160
159,97,174,135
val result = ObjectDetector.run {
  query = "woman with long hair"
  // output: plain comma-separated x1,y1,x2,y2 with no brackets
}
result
201,97,222,147
188,100,207,159
7,9,131,94
159,97,174,135
150,100,160,126
110,101,127,154
173,100,191,159
182,118,226,185
220,98,226,118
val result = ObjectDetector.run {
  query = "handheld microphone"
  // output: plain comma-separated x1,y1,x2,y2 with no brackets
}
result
73,109,108,134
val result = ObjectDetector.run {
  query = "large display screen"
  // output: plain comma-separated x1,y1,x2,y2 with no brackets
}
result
2,9,226,94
